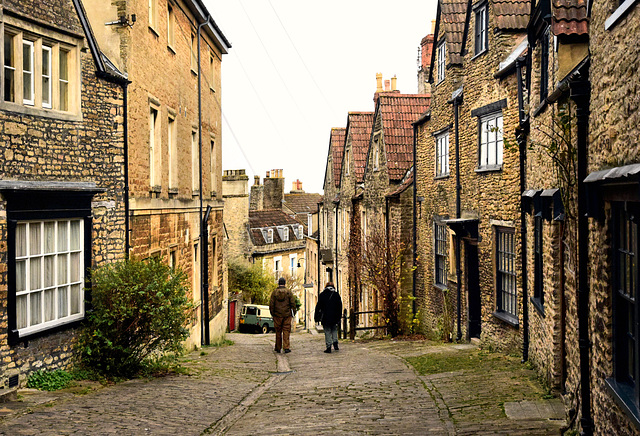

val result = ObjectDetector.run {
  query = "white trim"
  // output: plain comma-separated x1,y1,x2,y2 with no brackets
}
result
41,45,52,108
22,40,34,105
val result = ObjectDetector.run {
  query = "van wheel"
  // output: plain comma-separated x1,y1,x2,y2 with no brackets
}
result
262,324,269,334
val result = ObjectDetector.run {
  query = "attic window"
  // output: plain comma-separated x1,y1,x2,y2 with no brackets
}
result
298,225,304,239
261,228,273,244
474,2,488,56
277,226,289,242
437,39,446,83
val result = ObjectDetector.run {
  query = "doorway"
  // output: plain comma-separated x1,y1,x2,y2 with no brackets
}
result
466,241,481,339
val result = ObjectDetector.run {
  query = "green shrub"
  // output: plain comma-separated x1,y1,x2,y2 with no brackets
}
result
79,257,194,378
27,369,75,391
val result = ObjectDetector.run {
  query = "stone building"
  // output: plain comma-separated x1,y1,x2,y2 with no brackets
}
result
83,0,231,348
319,128,345,287
338,112,373,328
0,0,126,386
361,90,430,333
414,0,528,351
222,169,250,263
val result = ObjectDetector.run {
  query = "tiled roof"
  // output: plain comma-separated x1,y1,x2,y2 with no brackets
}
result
346,112,374,183
377,94,431,181
493,0,530,30
248,209,304,246
551,0,588,36
440,0,468,64
387,173,414,197
283,193,322,214
330,128,346,188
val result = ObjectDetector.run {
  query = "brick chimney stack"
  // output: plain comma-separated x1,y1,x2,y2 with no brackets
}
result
418,25,435,95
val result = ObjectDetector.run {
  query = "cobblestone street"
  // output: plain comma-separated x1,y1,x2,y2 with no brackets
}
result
0,331,565,435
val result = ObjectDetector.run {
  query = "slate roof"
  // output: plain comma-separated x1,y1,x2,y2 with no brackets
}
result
551,0,588,36
493,0,530,30
248,209,303,246
330,128,346,188
345,112,374,183
440,0,469,64
283,193,323,215
377,94,431,181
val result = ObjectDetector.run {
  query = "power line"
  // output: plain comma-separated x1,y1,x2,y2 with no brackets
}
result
267,0,338,119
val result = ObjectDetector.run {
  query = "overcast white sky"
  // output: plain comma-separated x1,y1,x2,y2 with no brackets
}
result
205,0,438,194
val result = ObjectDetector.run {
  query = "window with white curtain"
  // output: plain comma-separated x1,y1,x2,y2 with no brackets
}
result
478,112,503,169
15,219,84,336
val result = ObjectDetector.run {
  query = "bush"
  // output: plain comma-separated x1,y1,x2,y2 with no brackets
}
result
228,261,275,304
27,369,76,391
79,257,194,378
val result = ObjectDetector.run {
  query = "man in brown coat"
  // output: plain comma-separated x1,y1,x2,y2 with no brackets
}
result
269,277,296,353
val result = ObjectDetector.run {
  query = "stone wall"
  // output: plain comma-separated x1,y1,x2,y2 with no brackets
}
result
0,0,125,386
223,170,250,263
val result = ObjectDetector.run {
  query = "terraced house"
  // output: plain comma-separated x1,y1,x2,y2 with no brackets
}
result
0,0,126,386
83,0,231,348
414,0,529,350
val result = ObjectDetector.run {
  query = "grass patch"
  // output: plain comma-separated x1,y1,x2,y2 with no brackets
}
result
26,369,97,391
407,348,510,375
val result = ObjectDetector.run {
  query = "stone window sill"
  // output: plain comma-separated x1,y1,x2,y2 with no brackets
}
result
435,173,450,180
475,165,502,173
492,310,519,327
605,378,640,429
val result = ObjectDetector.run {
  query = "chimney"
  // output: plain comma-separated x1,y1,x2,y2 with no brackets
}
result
376,72,383,92
431,20,436,34
384,79,390,91
391,75,397,91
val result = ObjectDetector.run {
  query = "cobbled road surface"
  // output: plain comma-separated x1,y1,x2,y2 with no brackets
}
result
0,331,565,435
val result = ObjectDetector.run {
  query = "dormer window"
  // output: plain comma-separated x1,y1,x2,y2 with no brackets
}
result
277,226,289,242
298,225,304,239
261,228,273,244
474,2,488,56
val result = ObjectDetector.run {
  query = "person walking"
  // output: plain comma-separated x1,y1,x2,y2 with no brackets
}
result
269,277,296,353
314,282,343,353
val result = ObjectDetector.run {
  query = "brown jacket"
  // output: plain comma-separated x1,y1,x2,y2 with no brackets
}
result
269,285,296,319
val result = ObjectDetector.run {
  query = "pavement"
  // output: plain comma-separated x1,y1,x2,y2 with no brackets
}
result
0,330,566,435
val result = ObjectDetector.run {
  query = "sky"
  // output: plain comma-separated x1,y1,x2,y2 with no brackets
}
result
204,0,438,194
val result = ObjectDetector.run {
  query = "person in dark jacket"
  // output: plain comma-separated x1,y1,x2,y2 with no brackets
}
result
269,277,296,353
314,282,343,353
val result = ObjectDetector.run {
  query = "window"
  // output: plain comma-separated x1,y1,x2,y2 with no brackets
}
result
169,249,176,270
210,139,216,195
167,4,175,49
533,216,544,310
474,3,488,55
434,222,447,286
4,31,15,102
2,27,77,113
345,150,350,176
148,0,158,29
539,28,549,102
437,40,446,83
191,34,197,72
435,131,449,177
168,114,177,190
611,202,640,410
479,112,503,169
274,256,282,277
209,55,216,91
277,226,289,242
59,49,69,112
22,40,34,105
192,242,200,300
496,227,517,321
192,130,198,192
149,106,161,188
262,228,274,244
41,45,52,108
14,219,84,336
290,255,297,273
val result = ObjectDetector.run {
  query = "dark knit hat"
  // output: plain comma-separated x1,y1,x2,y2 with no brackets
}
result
278,277,286,286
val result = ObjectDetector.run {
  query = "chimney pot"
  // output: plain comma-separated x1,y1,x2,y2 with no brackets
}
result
391,76,397,91
384,80,390,91
431,20,436,34
376,73,383,92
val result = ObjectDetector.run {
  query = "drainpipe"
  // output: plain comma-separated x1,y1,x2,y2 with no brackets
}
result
412,125,418,317
202,206,212,345
198,16,211,346
570,77,593,436
516,57,529,362
452,91,463,342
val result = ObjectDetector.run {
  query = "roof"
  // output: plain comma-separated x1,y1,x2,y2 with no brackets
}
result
387,173,414,198
440,0,469,65
376,94,431,181
493,0,531,30
551,0,588,36
345,112,374,183
283,193,323,214
330,128,346,188
248,209,303,246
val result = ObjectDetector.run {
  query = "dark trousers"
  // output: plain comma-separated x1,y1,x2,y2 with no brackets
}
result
274,316,292,351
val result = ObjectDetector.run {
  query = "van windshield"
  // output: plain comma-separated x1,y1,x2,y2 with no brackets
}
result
246,307,257,315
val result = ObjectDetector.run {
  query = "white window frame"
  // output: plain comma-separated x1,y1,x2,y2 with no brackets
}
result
191,130,199,192
22,39,34,105
149,106,161,188
478,112,503,169
273,256,282,275
3,31,16,103
41,45,52,108
437,40,446,83
474,2,488,55
435,131,450,177
167,113,177,190
14,219,85,337
289,254,297,275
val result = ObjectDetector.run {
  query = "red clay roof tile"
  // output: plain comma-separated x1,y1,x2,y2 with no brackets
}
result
330,128,346,188
346,112,374,183
552,0,588,36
